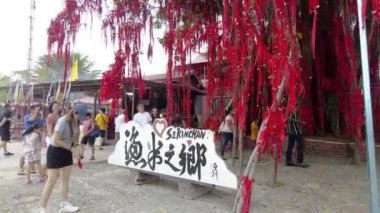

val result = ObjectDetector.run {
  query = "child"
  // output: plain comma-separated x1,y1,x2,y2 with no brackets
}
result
250,120,259,149
23,124,45,184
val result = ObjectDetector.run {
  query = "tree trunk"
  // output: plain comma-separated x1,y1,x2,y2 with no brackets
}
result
233,76,287,212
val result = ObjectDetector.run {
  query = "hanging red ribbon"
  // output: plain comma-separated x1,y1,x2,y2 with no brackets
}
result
309,0,319,58
241,176,254,213
77,159,83,169
373,0,380,19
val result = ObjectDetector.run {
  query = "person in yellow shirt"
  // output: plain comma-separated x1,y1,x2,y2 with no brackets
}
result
95,108,109,149
250,119,259,149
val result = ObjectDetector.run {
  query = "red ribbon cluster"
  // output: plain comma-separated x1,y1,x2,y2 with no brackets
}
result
309,0,319,58
99,51,126,115
373,0,380,19
241,176,254,213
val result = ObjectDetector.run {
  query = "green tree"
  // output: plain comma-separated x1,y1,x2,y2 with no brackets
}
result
33,53,101,83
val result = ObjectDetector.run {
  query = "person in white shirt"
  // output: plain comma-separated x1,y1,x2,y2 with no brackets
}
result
220,109,234,160
132,104,156,185
133,104,152,126
114,109,126,141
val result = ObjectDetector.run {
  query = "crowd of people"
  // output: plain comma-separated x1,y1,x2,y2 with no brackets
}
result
0,101,178,212
0,101,112,213
218,108,308,167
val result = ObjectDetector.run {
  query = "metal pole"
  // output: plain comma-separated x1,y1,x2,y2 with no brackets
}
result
27,0,35,85
132,91,135,116
356,1,379,212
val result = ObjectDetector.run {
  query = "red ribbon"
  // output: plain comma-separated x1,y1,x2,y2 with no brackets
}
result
241,176,254,213
309,0,319,58
374,0,380,19
77,159,83,169
311,13,317,58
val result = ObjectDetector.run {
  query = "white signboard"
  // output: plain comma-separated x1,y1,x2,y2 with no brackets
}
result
108,119,238,189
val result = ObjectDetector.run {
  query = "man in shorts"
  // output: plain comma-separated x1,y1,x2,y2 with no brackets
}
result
81,112,96,160
95,108,109,150
0,103,14,156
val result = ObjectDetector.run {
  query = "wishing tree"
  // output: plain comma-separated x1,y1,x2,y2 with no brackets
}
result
47,0,380,212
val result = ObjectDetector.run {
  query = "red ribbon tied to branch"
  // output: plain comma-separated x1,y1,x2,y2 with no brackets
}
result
373,0,380,20
242,176,254,213
309,0,319,59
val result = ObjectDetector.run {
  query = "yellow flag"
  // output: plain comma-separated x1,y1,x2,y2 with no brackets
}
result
69,58,78,81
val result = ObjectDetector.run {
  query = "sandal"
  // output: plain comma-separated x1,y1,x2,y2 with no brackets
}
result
18,171,26,176
90,156,95,161
4,152,14,156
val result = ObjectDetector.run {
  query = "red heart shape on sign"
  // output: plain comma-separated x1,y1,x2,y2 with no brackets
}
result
153,119,167,138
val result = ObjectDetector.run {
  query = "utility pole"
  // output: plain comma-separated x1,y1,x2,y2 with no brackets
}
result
27,0,36,103
356,0,379,212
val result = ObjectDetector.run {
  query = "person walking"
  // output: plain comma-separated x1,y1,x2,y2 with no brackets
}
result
286,111,309,168
23,124,45,184
80,112,96,160
0,103,14,156
95,108,109,150
219,109,234,160
39,108,81,213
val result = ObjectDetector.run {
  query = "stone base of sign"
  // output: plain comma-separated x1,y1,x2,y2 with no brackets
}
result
178,180,214,200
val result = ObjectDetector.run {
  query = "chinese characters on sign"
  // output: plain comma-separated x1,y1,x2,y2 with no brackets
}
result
108,120,238,189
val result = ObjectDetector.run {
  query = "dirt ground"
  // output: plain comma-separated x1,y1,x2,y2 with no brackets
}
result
0,141,379,213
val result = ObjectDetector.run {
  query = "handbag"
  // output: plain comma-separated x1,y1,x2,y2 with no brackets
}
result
89,125,101,137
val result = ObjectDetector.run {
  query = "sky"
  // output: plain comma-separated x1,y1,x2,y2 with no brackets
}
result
0,0,168,78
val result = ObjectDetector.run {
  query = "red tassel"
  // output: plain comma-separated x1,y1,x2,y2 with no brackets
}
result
309,0,319,58
311,14,317,58
77,159,83,169
373,0,380,19
241,176,254,213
